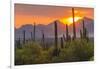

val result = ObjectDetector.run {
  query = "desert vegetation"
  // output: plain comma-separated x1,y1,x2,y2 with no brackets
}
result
15,8,94,65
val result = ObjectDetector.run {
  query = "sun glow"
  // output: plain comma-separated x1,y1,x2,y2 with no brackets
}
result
60,16,82,25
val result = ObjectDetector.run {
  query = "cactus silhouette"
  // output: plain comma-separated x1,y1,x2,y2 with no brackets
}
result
23,30,26,44
60,37,64,48
80,30,82,39
80,19,89,41
72,8,76,39
41,30,45,49
31,32,33,41
66,24,69,41
54,21,58,49
33,23,36,41
84,28,87,38
53,20,59,56
16,38,21,48
82,19,86,38
82,19,88,38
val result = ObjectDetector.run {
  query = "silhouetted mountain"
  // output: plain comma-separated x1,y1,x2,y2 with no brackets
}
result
15,17,94,40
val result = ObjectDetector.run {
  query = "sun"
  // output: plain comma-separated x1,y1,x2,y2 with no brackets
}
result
60,16,82,25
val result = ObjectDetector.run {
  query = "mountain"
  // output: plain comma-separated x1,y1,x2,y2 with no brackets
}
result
15,17,94,40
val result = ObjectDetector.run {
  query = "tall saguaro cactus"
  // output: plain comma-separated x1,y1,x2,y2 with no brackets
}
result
66,24,69,41
54,21,58,50
72,8,76,39
53,20,59,56
41,30,45,49
82,19,87,38
23,30,26,44
80,19,89,41
33,23,36,41
31,32,33,41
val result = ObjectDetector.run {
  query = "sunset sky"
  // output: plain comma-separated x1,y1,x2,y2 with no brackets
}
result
15,4,94,28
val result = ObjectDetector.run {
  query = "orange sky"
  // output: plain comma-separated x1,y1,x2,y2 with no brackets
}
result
15,4,94,28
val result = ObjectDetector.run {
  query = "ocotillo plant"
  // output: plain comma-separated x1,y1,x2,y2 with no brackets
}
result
23,30,26,44
72,8,76,39
60,37,64,48
33,22,36,41
66,24,69,41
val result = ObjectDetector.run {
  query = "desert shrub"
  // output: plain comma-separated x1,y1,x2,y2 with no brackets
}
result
15,39,94,65
15,42,44,65
52,48,76,63
68,39,94,61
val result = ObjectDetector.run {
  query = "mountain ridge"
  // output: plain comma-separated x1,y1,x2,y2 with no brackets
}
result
15,17,94,40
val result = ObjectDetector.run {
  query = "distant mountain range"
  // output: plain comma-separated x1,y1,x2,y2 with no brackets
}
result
15,17,94,40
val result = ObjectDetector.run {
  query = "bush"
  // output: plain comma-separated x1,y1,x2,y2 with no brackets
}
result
15,42,44,65
68,39,94,61
15,39,94,65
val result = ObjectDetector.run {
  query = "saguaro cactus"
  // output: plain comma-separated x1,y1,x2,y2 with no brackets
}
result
54,21,58,49
82,19,88,38
23,30,26,44
72,8,76,39
17,37,21,48
41,30,45,49
83,19,88,38
80,19,89,41
33,22,36,41
82,19,85,38
66,24,69,41
60,37,64,48
31,32,33,41
53,20,59,56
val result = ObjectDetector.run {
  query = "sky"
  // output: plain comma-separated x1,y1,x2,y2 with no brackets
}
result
15,4,94,28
